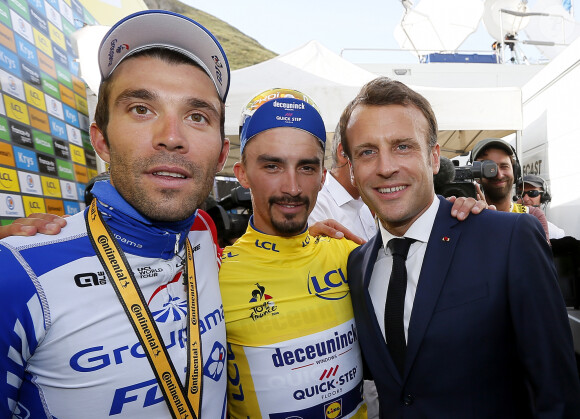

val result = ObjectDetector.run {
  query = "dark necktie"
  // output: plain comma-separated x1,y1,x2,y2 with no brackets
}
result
385,237,415,376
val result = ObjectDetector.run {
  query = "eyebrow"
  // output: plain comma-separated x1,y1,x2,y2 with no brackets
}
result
114,88,221,120
256,154,321,166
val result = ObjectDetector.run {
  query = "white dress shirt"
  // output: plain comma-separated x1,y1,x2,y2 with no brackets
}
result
368,197,440,343
309,173,377,241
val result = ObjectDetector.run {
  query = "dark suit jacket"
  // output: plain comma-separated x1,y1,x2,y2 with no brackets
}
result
348,196,580,418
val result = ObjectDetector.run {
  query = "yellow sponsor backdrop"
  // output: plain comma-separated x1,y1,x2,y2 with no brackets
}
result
23,195,46,216
0,23,16,51
33,28,53,58
44,198,65,216
0,167,20,192
4,96,30,125
48,22,66,51
25,83,47,111
0,142,15,167
75,94,88,115
70,144,86,165
28,107,51,132
41,176,62,198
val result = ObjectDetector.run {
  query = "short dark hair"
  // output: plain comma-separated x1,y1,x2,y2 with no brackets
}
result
93,48,226,145
339,77,438,158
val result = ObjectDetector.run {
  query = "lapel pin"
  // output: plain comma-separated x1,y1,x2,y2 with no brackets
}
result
442,236,450,242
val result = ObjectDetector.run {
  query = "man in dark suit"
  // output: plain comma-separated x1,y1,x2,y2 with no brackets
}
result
340,77,580,418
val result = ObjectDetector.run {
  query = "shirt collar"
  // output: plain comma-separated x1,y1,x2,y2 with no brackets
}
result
326,172,361,208
379,195,440,252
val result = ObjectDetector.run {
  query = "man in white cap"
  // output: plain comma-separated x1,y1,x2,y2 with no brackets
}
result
0,10,230,419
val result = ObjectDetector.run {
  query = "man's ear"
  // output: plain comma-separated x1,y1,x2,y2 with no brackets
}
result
233,161,250,189
216,138,230,173
349,160,355,187
431,143,441,175
320,167,326,191
90,123,111,163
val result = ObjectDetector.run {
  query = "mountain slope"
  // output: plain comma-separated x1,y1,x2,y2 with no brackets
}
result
143,0,277,69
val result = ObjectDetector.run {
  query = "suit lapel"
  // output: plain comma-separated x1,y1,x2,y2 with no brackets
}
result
404,198,461,378
360,232,406,384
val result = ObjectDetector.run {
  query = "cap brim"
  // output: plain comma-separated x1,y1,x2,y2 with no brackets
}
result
98,10,230,101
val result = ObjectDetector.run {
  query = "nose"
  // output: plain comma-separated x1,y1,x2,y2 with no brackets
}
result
153,114,188,153
281,171,301,196
376,149,398,178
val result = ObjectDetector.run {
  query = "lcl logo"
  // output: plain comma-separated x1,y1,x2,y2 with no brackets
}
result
254,240,279,252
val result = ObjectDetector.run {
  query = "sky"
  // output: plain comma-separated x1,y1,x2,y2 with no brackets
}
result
180,0,562,64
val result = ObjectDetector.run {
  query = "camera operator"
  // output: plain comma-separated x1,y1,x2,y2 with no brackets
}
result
472,138,550,241
517,174,566,239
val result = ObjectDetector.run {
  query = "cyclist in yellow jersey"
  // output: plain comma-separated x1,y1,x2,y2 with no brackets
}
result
220,89,367,418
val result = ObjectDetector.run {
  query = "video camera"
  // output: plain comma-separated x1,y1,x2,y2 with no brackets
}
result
205,186,252,248
434,157,498,198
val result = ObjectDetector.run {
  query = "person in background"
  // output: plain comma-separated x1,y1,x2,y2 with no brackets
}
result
517,174,566,239
472,137,550,241
309,127,377,241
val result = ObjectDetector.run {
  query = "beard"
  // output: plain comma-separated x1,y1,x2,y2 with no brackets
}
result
482,177,513,203
268,195,311,236
108,150,216,222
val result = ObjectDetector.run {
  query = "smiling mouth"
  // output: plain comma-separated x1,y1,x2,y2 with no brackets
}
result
153,171,186,179
377,185,407,193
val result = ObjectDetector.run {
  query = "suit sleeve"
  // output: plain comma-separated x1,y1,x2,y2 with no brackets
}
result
507,214,580,417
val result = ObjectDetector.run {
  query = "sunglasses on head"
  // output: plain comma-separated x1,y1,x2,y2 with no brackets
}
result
521,190,542,198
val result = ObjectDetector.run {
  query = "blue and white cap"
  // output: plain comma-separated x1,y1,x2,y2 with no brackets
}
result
239,88,326,154
98,10,230,101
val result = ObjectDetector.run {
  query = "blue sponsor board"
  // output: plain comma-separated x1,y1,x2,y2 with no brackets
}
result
28,0,46,15
68,55,78,75
64,199,80,215
20,61,42,86
49,115,67,140
76,182,86,203
62,103,78,127
45,0,59,11
52,44,68,67
15,34,39,68
13,145,39,172
29,5,48,34
0,45,21,77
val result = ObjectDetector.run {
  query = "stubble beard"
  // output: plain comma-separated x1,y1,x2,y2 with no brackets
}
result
109,151,215,222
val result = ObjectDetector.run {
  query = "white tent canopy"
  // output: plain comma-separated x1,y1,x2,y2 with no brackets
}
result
222,41,523,174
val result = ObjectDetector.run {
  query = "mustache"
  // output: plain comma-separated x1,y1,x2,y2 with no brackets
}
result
268,196,310,206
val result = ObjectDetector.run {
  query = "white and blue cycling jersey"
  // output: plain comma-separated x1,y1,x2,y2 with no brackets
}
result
0,181,227,419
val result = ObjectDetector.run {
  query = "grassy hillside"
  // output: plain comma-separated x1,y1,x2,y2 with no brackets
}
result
143,0,277,69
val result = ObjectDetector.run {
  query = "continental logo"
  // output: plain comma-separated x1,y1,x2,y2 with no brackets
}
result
38,49,56,78
273,324,358,369
307,268,349,301
130,303,161,355
161,371,188,417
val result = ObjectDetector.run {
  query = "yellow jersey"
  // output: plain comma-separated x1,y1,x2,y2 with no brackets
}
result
220,221,366,418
